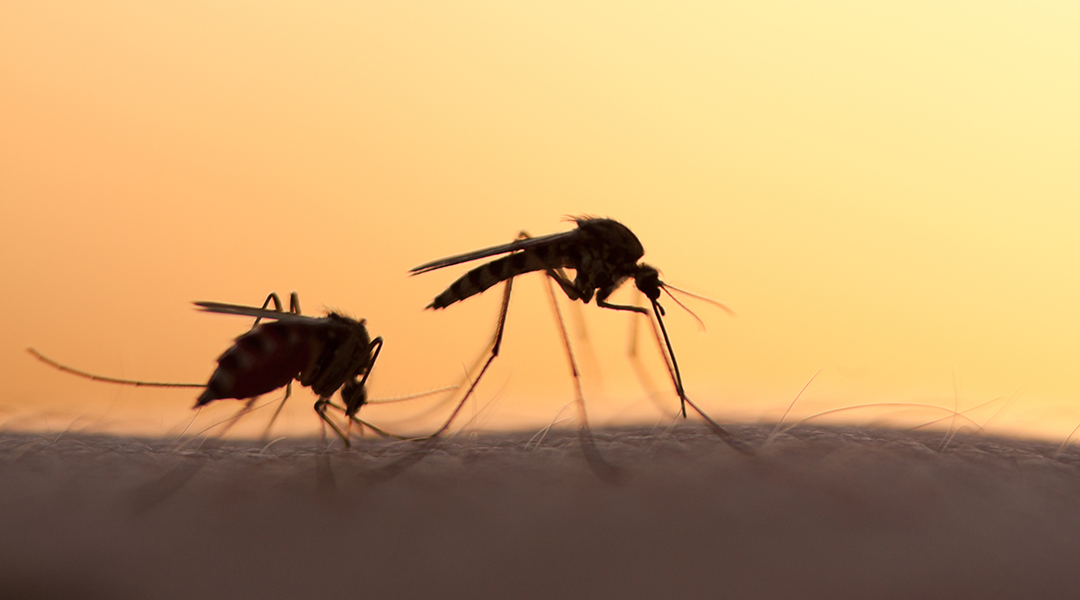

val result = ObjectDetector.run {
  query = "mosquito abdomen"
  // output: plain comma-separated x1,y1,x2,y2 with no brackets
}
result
428,245,570,309
196,322,313,406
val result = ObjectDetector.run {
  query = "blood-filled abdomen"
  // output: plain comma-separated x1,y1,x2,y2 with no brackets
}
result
195,321,315,406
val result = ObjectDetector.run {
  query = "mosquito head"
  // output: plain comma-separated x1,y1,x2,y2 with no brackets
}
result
341,379,368,417
633,263,664,304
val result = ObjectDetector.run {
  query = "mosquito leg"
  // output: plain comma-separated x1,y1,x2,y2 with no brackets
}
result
415,232,533,440
647,302,751,455
597,291,677,414
597,298,650,314
546,268,584,302
647,306,685,418
320,399,412,441
349,416,409,441
627,288,643,358
251,292,285,328
421,276,515,440
262,292,284,312
545,266,609,389
545,267,614,391
259,381,293,442
622,291,671,417
209,396,261,441
314,397,351,448
341,336,382,440
544,276,584,412
566,295,603,391
544,274,622,482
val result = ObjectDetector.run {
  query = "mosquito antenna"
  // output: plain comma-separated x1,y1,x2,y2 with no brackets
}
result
662,283,736,316
28,348,204,388
660,287,707,331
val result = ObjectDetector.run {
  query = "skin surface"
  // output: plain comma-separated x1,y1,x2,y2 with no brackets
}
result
3,425,1080,600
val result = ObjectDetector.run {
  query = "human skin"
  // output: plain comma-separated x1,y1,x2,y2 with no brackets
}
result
2,425,1079,600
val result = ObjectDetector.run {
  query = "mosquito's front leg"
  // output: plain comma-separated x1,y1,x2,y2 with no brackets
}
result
314,397,351,448
647,299,751,455
343,337,383,439
597,297,649,314
351,337,383,413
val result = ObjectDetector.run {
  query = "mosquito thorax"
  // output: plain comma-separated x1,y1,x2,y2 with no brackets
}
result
575,217,646,261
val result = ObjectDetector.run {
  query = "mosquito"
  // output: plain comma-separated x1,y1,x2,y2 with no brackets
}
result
411,216,750,454
29,292,402,447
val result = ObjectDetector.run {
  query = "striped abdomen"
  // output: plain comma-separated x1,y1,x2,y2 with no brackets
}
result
428,244,574,309
196,321,315,406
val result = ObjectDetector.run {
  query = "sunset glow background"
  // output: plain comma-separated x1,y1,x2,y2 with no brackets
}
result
2,1,1078,442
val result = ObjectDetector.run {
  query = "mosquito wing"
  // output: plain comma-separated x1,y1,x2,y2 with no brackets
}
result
410,229,580,275
193,301,321,323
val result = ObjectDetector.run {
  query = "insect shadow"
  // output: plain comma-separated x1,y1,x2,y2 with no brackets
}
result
410,216,752,479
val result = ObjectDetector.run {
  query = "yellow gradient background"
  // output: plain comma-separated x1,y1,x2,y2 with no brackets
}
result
2,1,1078,441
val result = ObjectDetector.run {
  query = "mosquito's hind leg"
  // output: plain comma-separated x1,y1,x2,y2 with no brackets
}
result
185,395,261,448
420,276,515,440
415,231,544,440
257,381,293,442
245,292,304,438
250,291,302,328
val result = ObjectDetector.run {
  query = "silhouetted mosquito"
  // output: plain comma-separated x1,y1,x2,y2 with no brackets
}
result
29,292,405,446
411,216,750,454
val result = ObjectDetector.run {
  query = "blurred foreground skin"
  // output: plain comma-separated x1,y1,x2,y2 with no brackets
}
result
412,217,749,454
3,424,1080,599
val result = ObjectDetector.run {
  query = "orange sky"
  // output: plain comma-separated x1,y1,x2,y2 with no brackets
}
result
2,1,1078,442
